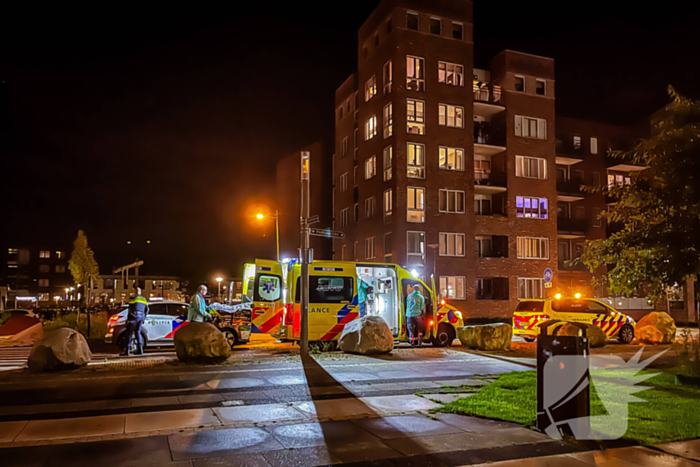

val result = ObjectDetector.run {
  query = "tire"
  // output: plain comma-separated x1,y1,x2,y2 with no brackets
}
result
221,328,239,349
522,337,536,343
618,324,635,344
432,323,455,347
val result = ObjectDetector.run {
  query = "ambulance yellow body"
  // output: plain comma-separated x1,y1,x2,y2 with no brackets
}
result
245,258,464,347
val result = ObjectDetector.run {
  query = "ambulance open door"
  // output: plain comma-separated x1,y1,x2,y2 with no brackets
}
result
251,259,284,334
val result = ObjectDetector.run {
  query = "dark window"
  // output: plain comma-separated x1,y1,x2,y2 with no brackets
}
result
295,276,354,304
149,304,166,315
430,18,441,35
536,80,545,96
586,300,609,314
515,76,525,92
551,299,588,313
476,278,509,300
515,301,545,312
167,304,188,317
387,19,392,34
452,23,463,39
407,13,418,30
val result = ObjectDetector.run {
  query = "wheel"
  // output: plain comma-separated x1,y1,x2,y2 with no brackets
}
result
522,337,536,343
221,328,238,349
432,323,455,347
117,331,147,354
618,324,634,344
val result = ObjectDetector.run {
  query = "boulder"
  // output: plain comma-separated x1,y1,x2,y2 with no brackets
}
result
338,315,394,355
556,322,608,348
174,322,231,363
457,323,512,351
636,312,676,345
28,328,91,372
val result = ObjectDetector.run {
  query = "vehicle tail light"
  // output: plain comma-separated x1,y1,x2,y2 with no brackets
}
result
109,314,121,323
429,320,434,327
284,303,294,325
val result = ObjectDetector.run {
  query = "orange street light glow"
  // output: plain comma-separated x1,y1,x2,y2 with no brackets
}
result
256,213,264,220
555,293,562,300
574,292,582,299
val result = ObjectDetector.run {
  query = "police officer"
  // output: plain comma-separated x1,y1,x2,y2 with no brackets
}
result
122,287,149,356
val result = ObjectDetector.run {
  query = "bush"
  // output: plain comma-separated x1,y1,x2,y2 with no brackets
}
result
675,328,700,378
41,311,109,340
0,312,11,328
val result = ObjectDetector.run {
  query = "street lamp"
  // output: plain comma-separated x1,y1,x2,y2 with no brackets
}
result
256,210,280,261
216,277,223,301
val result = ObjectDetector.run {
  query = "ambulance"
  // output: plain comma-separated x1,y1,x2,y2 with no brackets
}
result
513,294,636,344
245,258,464,347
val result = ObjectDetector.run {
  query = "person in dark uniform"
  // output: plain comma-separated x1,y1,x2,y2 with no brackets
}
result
122,287,149,356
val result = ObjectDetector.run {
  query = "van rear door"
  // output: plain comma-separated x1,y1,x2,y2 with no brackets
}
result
252,259,284,334
397,268,433,340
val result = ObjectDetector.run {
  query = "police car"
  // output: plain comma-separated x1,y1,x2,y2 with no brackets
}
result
513,295,636,344
105,300,251,353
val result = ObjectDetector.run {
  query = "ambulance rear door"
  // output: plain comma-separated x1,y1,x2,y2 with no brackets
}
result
252,259,284,334
397,268,434,340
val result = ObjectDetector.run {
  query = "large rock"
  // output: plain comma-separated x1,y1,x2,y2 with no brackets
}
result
338,316,394,355
174,322,231,363
556,322,608,348
28,328,91,372
636,312,676,345
457,323,512,351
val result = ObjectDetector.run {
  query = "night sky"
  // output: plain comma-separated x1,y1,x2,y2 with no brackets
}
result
2,1,699,283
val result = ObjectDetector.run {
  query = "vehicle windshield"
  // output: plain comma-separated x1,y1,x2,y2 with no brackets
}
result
515,301,544,312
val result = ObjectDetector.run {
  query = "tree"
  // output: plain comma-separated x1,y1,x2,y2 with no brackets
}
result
580,87,700,307
68,230,100,307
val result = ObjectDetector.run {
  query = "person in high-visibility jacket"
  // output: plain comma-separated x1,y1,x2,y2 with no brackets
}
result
188,285,213,322
123,287,149,356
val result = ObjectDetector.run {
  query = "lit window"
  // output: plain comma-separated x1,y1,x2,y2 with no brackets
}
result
365,116,377,140
439,233,465,257
383,146,393,181
514,115,547,140
384,189,393,220
573,135,582,150
438,147,464,171
39,250,50,259
407,143,425,179
440,276,465,300
429,18,441,35
383,61,393,94
439,189,465,214
407,187,425,223
55,251,63,259
365,197,376,219
365,75,377,102
515,76,525,92
8,248,18,254
535,79,546,96
407,99,425,134
406,56,425,92
438,62,464,86
474,155,491,183
407,231,425,265
518,278,544,299
438,104,464,128
590,137,598,154
517,237,549,259
339,172,349,193
406,12,418,30
383,103,393,138
365,156,377,179
365,237,376,260
515,155,547,179
516,196,549,219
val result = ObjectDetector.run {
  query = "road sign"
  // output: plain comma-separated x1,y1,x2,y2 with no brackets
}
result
310,228,345,238
307,215,320,225
544,268,554,283
544,282,553,289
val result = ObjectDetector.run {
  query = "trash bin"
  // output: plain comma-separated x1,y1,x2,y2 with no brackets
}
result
536,320,590,439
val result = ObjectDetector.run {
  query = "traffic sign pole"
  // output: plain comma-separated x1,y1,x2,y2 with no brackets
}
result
300,151,310,358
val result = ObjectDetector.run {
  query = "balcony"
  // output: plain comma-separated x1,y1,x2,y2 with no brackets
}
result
473,85,505,118
555,139,585,166
474,171,507,195
558,260,588,272
474,124,506,156
556,178,585,202
558,217,587,238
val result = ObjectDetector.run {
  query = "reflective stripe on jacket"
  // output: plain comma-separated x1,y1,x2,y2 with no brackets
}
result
128,295,149,320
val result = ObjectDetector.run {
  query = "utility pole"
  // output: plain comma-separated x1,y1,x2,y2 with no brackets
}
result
300,151,311,358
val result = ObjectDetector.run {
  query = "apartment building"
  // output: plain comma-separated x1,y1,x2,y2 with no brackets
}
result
1,246,73,307
332,0,558,319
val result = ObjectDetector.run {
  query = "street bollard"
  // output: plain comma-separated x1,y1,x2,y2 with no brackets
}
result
536,320,590,439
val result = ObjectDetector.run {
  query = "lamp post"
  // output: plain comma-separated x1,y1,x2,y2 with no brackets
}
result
256,210,280,261
216,277,223,302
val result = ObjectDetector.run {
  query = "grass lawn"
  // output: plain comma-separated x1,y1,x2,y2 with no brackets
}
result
438,370,700,444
